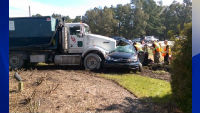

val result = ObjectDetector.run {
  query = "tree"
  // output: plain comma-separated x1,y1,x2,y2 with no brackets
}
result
73,16,82,23
52,13,62,19
114,4,132,38
82,7,102,34
52,14,73,23
170,23,192,113
83,7,118,36
132,0,148,38
81,0,191,40
63,16,73,23
161,0,192,39
32,14,42,17
142,0,165,38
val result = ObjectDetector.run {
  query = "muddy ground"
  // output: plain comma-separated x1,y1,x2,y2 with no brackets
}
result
9,66,173,113
141,67,171,82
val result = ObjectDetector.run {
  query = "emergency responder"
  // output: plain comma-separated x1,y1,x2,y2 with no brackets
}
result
140,40,149,66
133,42,143,52
152,41,161,63
133,42,137,51
162,40,171,65
133,42,144,64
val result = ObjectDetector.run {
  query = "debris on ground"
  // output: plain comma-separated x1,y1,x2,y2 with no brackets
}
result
9,66,175,113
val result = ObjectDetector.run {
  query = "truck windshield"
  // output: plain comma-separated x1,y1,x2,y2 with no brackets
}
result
113,45,136,54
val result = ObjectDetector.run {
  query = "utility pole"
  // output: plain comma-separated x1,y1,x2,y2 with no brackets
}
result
29,5,31,17
28,0,31,17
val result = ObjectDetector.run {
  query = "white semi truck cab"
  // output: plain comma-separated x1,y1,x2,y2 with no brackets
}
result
9,16,116,70
54,23,116,70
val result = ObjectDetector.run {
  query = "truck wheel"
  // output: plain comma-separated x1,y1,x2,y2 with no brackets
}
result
84,53,102,71
9,55,24,70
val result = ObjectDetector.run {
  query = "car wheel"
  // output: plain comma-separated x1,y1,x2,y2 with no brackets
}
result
84,53,102,71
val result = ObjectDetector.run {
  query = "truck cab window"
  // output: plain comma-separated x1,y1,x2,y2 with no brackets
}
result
70,26,80,35
84,26,90,34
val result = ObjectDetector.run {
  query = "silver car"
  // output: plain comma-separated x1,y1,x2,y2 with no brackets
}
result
144,36,159,42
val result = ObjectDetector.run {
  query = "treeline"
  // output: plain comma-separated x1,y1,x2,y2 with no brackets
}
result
82,0,191,40
32,13,82,23
32,0,191,40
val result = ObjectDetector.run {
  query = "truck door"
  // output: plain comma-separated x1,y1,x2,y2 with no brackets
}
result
68,25,84,53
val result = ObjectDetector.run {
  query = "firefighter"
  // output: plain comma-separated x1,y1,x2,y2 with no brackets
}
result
162,40,171,65
152,41,161,63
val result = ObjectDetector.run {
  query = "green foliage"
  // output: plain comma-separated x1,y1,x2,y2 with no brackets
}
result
142,0,165,37
132,0,149,38
49,0,191,40
52,13,73,23
82,0,191,40
99,73,172,103
83,6,118,37
170,23,192,113
73,16,81,23
52,13,62,19
114,4,133,38
32,14,42,17
167,30,175,40
63,16,73,23
162,0,192,39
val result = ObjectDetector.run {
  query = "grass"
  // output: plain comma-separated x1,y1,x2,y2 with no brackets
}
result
152,70,168,74
98,73,172,103
37,62,48,66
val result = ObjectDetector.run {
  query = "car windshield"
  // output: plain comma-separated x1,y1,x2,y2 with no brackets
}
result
112,45,136,53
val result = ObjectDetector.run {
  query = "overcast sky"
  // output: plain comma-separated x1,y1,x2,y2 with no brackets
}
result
9,0,183,19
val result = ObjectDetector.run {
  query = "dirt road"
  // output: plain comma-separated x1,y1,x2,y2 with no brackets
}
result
9,67,169,113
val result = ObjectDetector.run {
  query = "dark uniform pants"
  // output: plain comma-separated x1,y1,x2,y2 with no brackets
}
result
164,53,169,65
154,51,160,63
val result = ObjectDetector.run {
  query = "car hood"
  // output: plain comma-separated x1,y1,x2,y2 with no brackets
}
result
108,52,135,59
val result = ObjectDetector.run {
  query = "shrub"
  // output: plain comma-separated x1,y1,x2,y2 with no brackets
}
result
170,23,192,113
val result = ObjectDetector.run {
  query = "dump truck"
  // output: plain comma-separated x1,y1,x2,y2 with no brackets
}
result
9,16,116,70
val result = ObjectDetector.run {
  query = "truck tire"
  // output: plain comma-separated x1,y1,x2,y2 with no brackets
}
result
9,55,24,70
84,53,102,71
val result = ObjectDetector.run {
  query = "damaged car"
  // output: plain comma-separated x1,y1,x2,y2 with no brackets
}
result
104,44,143,72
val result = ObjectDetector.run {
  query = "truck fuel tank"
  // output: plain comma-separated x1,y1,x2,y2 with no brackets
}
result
54,55,81,65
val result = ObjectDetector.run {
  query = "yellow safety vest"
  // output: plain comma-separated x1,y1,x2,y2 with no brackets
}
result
153,42,161,54
135,43,143,52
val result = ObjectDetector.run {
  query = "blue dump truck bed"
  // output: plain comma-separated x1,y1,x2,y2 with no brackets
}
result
9,16,58,50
